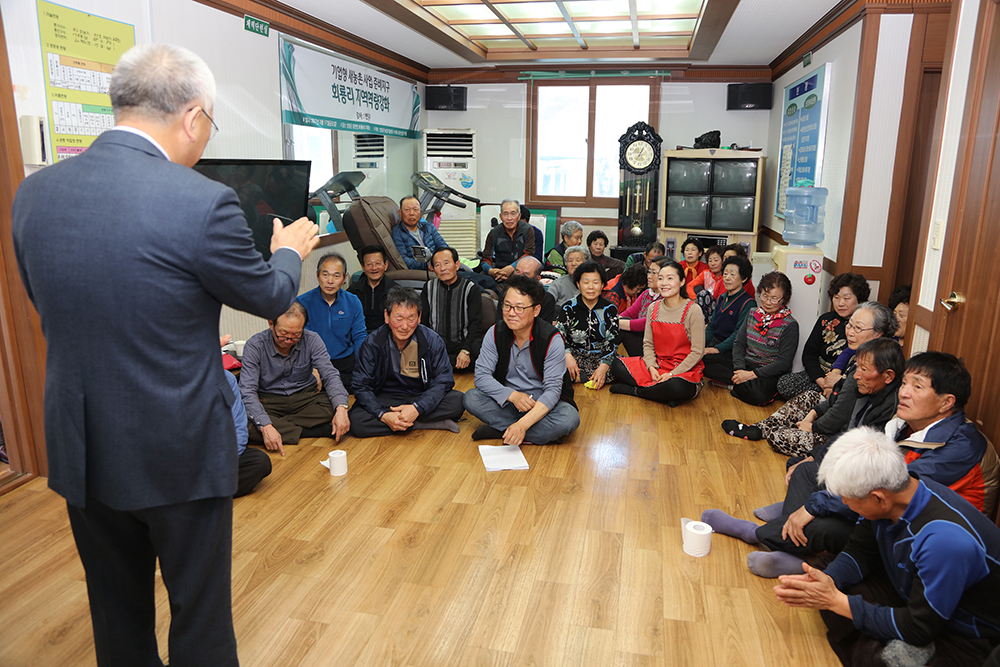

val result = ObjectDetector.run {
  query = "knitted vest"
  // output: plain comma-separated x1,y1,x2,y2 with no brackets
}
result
746,312,794,367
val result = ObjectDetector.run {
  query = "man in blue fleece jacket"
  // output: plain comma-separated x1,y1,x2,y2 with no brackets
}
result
774,427,1000,667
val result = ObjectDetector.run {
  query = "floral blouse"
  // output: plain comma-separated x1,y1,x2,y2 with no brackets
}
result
556,295,620,366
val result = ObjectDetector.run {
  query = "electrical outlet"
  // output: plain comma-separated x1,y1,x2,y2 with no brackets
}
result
664,237,677,261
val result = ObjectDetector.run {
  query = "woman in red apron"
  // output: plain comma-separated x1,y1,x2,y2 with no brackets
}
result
610,261,705,407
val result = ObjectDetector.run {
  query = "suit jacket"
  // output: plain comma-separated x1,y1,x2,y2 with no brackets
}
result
12,130,302,510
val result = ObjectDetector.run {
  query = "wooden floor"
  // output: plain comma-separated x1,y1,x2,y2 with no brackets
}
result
0,376,841,666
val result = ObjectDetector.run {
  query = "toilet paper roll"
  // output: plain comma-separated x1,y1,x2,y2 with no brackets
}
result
234,340,246,358
681,518,712,557
327,450,347,476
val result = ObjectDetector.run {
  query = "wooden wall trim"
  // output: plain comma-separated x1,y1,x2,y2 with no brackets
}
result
0,7,46,485
835,13,881,277
192,0,431,83
879,13,929,293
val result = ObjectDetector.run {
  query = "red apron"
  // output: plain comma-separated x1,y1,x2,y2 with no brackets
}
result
621,300,704,387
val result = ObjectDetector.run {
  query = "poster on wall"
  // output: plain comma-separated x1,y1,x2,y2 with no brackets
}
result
279,36,419,139
36,0,135,161
775,63,832,218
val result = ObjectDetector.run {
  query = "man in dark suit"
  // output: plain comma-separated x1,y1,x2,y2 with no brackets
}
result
12,44,319,667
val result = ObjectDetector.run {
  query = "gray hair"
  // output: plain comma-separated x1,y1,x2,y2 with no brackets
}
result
560,220,584,241
564,245,590,262
855,338,905,375
500,198,520,210
817,427,911,499
517,256,542,279
384,286,422,315
110,44,216,121
276,301,308,325
855,301,898,338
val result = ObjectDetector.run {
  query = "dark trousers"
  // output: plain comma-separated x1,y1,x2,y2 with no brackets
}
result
236,448,272,497
731,361,780,405
821,565,994,666
248,384,334,446
67,495,238,667
611,357,699,405
333,354,355,394
459,267,496,293
620,330,644,357
702,337,735,382
348,389,466,438
754,459,855,557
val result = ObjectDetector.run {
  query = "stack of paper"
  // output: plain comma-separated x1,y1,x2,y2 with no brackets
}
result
478,444,529,472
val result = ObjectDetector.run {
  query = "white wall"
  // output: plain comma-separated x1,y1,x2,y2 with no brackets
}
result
764,21,863,261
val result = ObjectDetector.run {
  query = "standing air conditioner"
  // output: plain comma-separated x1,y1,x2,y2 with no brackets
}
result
422,130,478,258
349,133,387,197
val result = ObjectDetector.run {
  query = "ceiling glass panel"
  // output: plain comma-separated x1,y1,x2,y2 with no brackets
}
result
431,5,498,22
563,1,631,18
455,23,517,37
517,22,574,36
646,0,705,14
647,18,697,31
636,35,691,46
494,2,562,20
576,20,634,34
528,37,591,48
475,38,532,49
582,36,640,47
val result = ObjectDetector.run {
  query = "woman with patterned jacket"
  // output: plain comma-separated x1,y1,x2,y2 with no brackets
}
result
556,262,620,390
729,271,799,406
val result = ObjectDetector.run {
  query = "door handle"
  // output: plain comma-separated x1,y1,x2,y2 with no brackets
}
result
939,292,965,311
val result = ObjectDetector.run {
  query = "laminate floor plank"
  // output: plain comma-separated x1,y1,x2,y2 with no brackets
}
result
0,377,842,666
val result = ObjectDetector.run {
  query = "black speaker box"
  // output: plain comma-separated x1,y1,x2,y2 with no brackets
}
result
727,83,773,110
425,86,467,111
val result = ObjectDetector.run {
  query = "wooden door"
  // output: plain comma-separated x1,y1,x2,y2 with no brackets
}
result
927,0,1000,443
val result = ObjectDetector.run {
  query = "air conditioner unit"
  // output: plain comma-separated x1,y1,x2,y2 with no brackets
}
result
421,130,478,258
346,133,387,197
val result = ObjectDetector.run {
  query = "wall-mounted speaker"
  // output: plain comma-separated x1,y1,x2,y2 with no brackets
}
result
425,86,467,111
727,83,773,110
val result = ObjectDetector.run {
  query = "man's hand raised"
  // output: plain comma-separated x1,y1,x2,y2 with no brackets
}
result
270,217,320,259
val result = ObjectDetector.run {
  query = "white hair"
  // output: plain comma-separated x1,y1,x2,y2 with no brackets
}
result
564,245,590,262
560,220,584,240
110,44,216,121
817,427,911,499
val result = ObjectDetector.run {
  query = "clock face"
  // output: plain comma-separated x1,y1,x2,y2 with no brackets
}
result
625,140,654,170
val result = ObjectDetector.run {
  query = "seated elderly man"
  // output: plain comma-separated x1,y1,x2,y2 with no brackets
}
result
544,220,584,275
774,427,1000,667
482,198,535,283
391,195,449,270
494,256,557,323
296,252,366,392
421,247,484,370
224,370,271,497
624,240,665,271
350,287,465,437
546,244,588,307
703,350,994,578
465,275,580,445
348,244,395,333
587,230,625,279
239,303,350,455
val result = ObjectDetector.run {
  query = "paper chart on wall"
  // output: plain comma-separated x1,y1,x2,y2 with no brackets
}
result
36,0,135,161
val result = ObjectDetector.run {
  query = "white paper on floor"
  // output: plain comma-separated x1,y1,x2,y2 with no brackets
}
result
478,444,529,471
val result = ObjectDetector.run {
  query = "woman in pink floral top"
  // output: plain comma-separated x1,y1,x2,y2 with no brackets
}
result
617,257,671,356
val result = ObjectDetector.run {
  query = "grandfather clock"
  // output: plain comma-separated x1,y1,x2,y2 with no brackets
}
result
617,121,662,248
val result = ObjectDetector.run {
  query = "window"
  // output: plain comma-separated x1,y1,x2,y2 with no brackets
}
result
529,79,657,207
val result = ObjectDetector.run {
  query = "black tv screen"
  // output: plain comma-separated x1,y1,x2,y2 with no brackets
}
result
193,159,311,260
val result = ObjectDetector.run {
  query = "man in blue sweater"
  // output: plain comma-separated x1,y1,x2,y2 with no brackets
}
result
774,426,1000,667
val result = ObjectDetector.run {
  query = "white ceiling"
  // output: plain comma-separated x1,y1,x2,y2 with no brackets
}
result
283,0,844,70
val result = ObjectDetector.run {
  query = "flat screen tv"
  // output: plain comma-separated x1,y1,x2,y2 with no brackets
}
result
193,159,312,260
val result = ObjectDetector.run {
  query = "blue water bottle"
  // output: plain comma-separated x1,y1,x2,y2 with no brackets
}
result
782,186,828,246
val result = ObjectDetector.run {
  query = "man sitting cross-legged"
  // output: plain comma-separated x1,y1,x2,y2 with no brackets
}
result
349,287,466,437
239,302,350,455
774,427,1000,667
464,275,580,445
702,350,994,578
421,247,484,371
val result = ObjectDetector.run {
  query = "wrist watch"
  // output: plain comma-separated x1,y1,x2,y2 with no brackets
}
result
337,403,349,410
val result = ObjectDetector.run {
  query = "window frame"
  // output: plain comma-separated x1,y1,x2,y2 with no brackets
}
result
526,78,660,209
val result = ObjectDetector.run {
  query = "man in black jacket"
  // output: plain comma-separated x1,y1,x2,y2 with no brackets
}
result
349,287,465,437
421,247,484,370
348,244,396,333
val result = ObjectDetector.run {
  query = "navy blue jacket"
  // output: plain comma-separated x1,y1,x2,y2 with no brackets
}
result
353,324,456,419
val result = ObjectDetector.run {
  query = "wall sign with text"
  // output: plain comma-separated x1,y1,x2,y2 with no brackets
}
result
775,63,832,218
279,36,419,139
